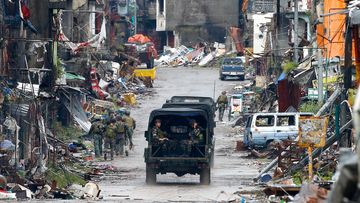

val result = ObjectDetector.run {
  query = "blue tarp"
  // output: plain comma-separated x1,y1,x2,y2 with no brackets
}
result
277,72,287,84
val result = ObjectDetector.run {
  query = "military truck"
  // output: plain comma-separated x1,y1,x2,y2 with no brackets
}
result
145,98,215,185
167,96,216,128
169,96,216,107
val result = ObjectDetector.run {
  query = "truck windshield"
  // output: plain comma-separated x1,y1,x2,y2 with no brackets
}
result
222,66,244,71
223,58,243,65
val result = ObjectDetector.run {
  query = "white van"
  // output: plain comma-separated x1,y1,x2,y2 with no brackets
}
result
243,112,314,148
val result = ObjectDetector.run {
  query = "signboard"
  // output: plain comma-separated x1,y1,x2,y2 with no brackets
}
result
298,116,328,148
229,94,243,113
307,88,327,100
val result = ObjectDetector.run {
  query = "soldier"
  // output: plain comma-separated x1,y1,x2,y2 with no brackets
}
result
152,119,167,142
189,120,204,144
115,116,127,156
104,119,117,160
180,120,204,157
216,91,228,121
123,110,136,155
89,118,104,158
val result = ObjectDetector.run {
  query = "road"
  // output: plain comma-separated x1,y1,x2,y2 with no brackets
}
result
96,67,267,202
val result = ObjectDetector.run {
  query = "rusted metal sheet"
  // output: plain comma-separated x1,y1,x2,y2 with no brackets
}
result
277,79,301,112
229,27,244,55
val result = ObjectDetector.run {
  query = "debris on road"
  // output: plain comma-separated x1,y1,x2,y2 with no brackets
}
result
155,42,228,67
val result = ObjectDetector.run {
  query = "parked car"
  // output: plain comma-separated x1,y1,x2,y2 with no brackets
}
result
243,112,314,148
219,57,245,81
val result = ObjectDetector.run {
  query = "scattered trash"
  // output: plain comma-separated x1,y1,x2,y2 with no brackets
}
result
12,184,34,199
156,42,226,67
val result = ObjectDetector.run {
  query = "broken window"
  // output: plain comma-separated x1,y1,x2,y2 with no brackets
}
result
277,115,296,126
255,116,274,127
158,0,164,15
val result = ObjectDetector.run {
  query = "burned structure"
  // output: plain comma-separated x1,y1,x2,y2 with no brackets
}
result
155,0,241,47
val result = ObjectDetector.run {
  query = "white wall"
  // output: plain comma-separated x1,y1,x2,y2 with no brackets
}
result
156,0,166,31
253,13,274,56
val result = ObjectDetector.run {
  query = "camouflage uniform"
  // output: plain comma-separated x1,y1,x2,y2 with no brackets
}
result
190,127,204,144
152,126,170,153
123,114,136,151
115,120,126,156
152,126,167,140
89,120,104,157
104,123,117,160
217,94,228,121
181,126,204,157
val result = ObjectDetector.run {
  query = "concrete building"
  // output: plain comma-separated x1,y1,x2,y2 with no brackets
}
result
156,0,240,47
252,13,274,56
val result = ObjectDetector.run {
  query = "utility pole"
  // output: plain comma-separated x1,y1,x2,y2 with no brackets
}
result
353,25,360,86
317,49,324,104
134,0,137,34
340,16,353,148
294,0,299,62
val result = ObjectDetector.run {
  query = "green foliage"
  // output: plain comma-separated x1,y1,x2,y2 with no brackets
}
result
46,164,86,188
282,61,298,74
317,171,333,181
292,171,304,185
300,101,322,114
51,122,84,142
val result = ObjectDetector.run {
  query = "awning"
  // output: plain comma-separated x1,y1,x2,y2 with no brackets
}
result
65,72,85,80
292,56,315,86
58,89,91,133
293,68,315,86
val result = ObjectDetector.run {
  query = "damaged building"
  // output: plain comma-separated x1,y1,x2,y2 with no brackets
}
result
155,0,241,47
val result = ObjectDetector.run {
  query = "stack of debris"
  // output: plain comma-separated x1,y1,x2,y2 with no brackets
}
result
155,42,228,67
243,88,354,201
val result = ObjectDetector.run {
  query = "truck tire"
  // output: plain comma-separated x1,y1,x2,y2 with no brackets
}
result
210,150,215,168
146,164,157,184
200,166,211,185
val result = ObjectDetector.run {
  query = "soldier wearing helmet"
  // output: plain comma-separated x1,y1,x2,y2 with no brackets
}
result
123,109,136,155
115,116,127,156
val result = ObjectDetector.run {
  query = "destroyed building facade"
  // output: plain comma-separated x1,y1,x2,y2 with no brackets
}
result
155,0,240,47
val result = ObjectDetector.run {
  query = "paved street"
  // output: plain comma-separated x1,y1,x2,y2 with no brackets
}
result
95,67,267,202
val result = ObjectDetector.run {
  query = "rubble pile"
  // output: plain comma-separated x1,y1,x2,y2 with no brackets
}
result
155,42,229,67
0,23,156,202
0,117,128,201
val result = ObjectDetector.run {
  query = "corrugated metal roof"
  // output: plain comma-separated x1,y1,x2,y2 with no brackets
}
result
17,82,40,96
